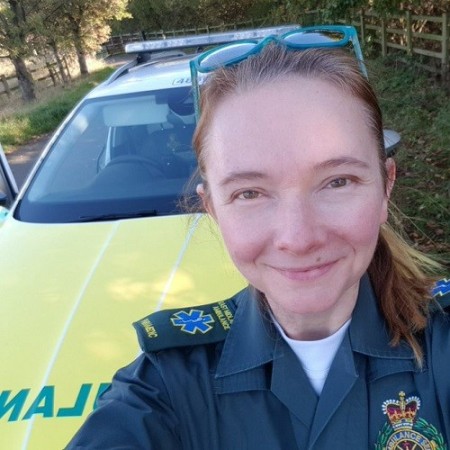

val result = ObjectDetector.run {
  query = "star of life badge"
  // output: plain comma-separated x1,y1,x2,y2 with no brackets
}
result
375,391,447,449
171,309,215,334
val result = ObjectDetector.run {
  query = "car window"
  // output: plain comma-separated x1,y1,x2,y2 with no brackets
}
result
16,87,198,223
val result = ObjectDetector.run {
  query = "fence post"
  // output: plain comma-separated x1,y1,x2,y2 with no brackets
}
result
380,18,387,57
442,12,449,80
46,62,58,86
406,10,413,55
63,57,72,81
0,75,11,98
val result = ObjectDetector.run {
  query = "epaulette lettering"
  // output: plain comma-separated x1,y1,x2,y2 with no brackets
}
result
432,278,450,310
133,297,237,352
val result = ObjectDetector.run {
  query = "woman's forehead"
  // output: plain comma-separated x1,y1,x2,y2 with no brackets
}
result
211,76,367,127
204,77,377,168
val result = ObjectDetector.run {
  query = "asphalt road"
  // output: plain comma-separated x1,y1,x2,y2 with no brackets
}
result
6,133,50,188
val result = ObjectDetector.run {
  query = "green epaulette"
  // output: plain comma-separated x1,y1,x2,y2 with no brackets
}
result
433,278,450,310
133,297,238,353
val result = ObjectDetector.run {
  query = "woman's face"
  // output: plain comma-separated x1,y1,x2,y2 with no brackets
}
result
198,77,395,339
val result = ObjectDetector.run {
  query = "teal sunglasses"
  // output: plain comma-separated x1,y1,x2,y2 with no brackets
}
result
190,25,367,120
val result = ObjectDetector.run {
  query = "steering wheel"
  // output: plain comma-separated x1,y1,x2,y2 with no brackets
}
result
106,155,165,179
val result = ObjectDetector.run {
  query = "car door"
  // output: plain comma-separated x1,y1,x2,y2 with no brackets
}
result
0,143,19,210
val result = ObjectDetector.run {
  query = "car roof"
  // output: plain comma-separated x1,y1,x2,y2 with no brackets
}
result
86,53,193,99
85,25,302,101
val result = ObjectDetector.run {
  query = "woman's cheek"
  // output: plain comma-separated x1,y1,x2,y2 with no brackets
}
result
343,202,385,245
218,217,266,264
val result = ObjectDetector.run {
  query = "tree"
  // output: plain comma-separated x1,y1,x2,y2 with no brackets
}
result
0,0,40,101
198,0,256,25
116,0,201,33
113,0,268,34
62,0,130,75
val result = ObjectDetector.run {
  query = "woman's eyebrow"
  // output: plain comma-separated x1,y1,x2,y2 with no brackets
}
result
219,171,267,187
314,156,371,171
218,157,371,187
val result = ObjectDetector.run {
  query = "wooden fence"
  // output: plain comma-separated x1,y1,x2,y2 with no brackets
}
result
347,10,449,78
103,11,450,79
0,61,65,99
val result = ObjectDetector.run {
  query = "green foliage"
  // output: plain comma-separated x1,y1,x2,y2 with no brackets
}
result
369,57,450,255
113,0,272,33
111,0,450,35
0,67,114,148
198,0,257,25
115,0,201,32
59,0,131,53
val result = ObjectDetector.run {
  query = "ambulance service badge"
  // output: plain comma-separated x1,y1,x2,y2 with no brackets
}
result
375,391,447,449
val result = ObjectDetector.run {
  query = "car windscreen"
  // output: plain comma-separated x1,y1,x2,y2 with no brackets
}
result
15,87,199,223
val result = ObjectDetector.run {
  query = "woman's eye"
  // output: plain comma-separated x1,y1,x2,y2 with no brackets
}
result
328,178,349,188
237,190,260,200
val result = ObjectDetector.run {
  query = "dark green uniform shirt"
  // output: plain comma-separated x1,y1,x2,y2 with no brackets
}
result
67,275,450,449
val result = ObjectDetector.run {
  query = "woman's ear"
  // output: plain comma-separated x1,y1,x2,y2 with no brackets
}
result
385,158,396,198
196,183,216,219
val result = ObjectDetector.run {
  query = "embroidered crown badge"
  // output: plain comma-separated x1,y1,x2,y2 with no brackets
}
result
375,392,447,450
383,391,420,431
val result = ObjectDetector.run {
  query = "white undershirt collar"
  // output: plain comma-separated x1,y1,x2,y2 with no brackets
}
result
272,316,351,395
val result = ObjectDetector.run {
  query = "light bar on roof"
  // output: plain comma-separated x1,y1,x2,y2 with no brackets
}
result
125,25,299,54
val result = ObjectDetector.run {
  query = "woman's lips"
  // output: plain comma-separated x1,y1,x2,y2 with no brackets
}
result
271,260,338,281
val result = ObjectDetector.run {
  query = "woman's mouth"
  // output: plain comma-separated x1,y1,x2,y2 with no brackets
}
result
272,260,338,282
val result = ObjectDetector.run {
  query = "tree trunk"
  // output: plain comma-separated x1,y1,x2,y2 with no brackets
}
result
10,55,36,102
74,42,89,76
65,12,90,75
49,40,69,85
71,23,89,75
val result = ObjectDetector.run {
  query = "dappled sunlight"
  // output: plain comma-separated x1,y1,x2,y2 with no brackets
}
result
107,277,153,302
84,330,128,362
153,269,195,295
105,269,201,308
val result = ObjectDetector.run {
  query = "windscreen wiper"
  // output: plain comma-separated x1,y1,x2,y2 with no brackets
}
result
77,210,158,222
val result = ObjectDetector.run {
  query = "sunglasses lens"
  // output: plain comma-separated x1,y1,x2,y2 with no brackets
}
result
199,42,258,71
283,30,346,46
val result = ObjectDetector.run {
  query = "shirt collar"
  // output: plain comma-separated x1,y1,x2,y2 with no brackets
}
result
216,273,415,379
215,287,281,378
349,273,415,359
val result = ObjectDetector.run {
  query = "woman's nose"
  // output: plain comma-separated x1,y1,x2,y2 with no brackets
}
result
273,198,327,254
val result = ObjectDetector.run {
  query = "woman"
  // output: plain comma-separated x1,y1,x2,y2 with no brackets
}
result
67,28,449,449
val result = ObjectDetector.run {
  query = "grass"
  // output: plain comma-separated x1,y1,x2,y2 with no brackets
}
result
0,66,115,151
368,57,449,260
0,55,448,259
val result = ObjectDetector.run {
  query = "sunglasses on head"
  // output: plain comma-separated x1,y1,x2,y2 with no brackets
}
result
190,25,367,120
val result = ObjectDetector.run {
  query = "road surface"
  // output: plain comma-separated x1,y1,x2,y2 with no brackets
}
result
6,133,50,188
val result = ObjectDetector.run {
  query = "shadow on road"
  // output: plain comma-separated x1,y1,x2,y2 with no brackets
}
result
6,133,51,188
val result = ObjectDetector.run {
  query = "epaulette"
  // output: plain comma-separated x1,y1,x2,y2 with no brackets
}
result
133,296,238,353
432,278,450,311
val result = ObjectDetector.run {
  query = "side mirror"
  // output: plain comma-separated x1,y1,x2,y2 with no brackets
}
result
383,129,401,157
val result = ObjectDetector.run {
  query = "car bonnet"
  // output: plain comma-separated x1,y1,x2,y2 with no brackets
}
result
0,213,244,449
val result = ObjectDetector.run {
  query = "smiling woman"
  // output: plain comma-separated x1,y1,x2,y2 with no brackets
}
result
67,27,449,450
197,75,394,341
